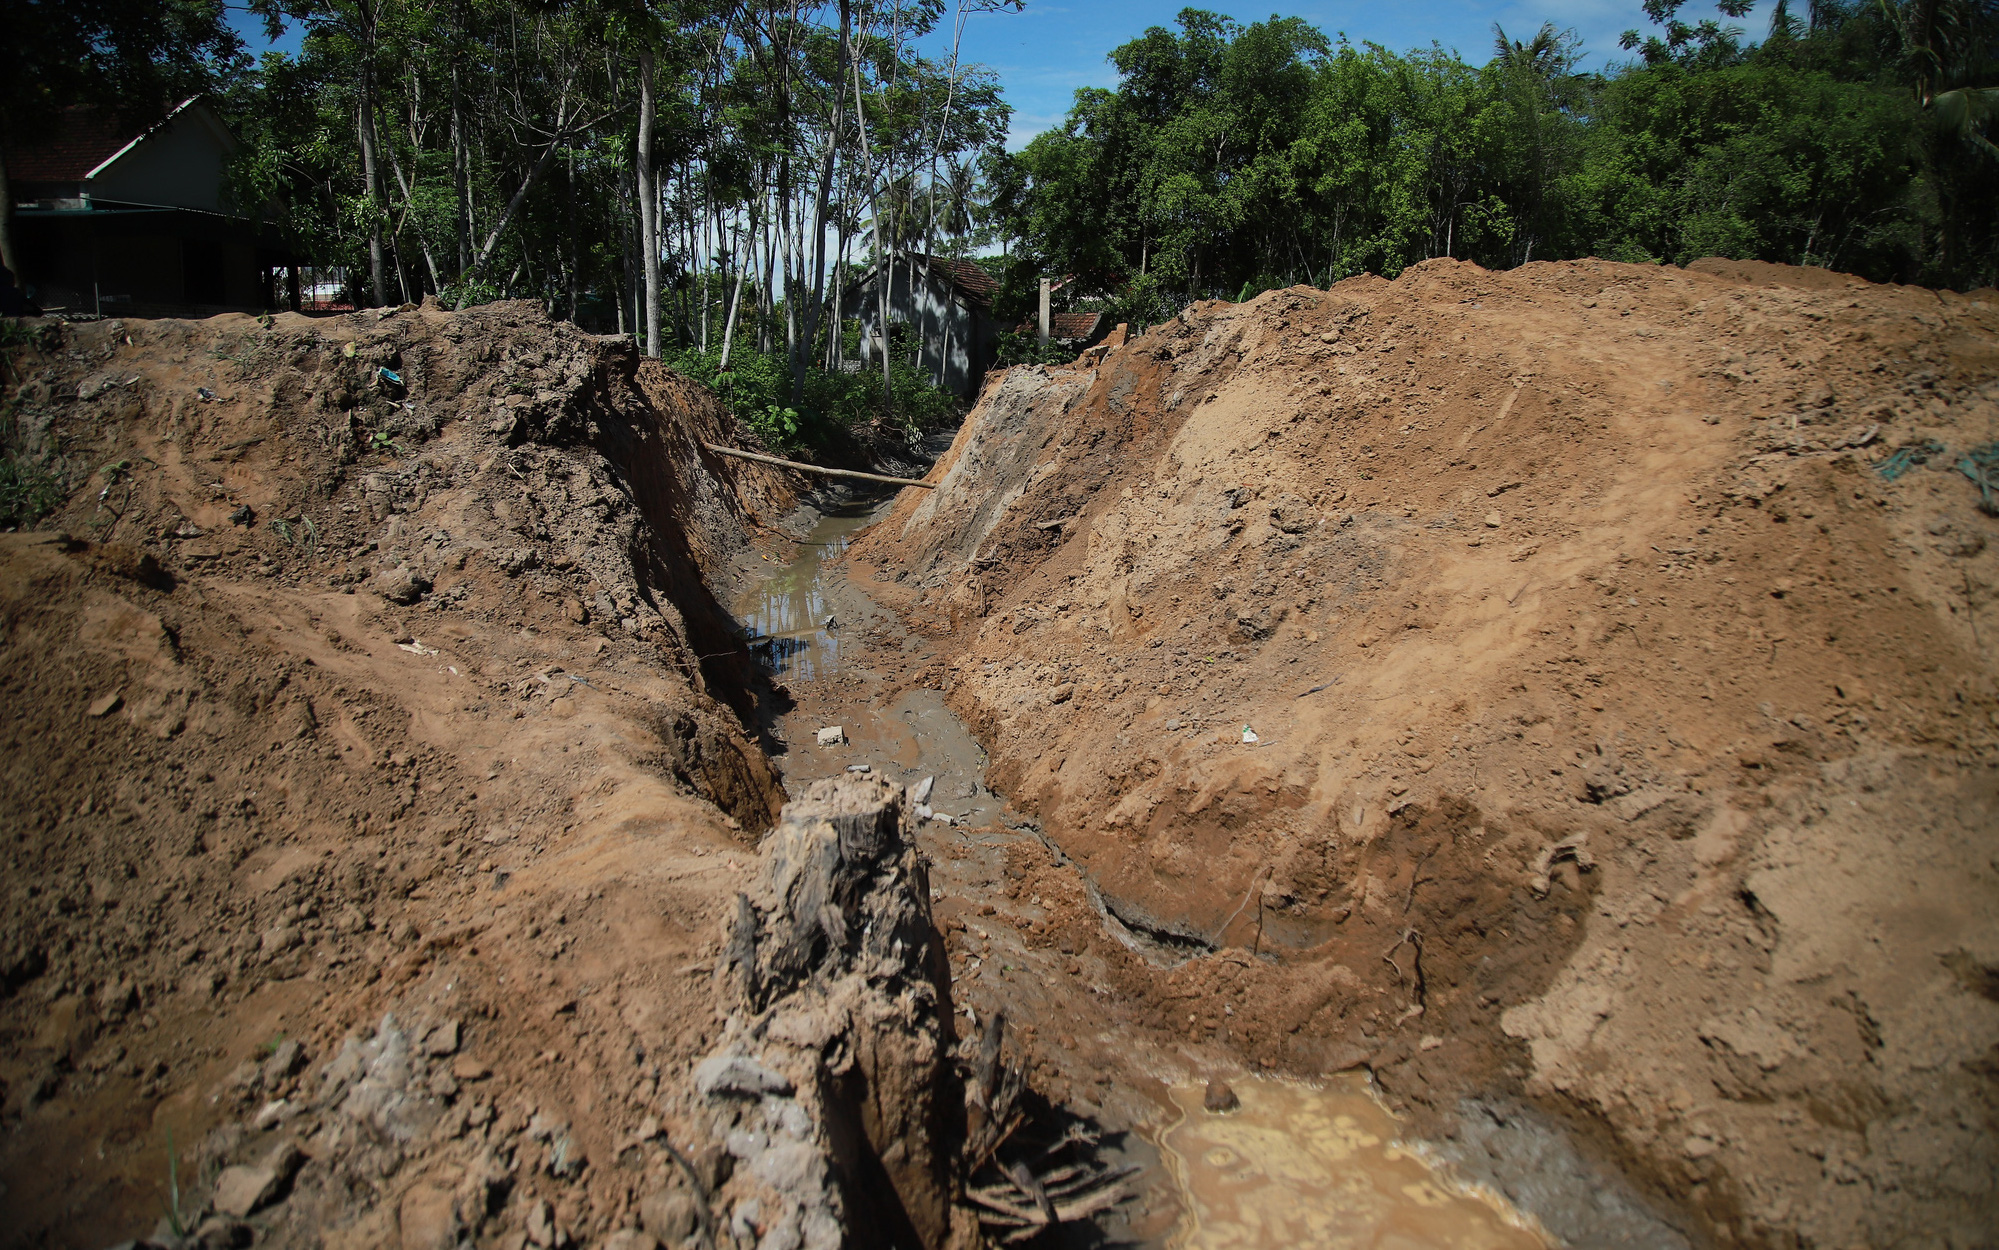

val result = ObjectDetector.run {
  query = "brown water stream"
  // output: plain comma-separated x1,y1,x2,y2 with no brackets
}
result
735,493,883,680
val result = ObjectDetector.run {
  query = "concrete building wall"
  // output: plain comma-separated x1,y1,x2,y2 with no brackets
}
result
851,260,995,400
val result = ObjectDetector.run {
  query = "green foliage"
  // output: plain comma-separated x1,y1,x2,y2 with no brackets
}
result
0,453,68,529
996,2,1999,299
0,321,46,349
990,330,1080,368
665,343,958,453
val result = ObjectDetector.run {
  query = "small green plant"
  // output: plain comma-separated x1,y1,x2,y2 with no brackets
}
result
271,516,318,557
165,1125,187,1237
748,403,801,445
0,321,40,349
0,452,68,527
257,1033,288,1057
368,430,402,455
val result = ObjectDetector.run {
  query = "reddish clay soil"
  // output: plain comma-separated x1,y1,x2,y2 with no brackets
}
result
5,256,1998,1250
0,303,806,1249
844,257,1999,1248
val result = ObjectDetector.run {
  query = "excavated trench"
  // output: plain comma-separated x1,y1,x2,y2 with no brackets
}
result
7,261,1994,1249
728,485,1653,1249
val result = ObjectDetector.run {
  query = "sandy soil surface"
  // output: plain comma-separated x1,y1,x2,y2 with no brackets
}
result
842,257,1999,1248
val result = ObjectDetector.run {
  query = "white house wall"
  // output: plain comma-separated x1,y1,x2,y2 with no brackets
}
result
89,106,236,212
854,262,984,399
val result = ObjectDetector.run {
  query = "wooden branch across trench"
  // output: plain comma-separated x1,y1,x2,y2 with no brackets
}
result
701,443,937,489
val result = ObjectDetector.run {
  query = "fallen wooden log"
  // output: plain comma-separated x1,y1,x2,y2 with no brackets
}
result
701,442,937,489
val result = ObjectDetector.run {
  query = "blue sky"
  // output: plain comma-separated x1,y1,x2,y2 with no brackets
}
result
226,1,1761,149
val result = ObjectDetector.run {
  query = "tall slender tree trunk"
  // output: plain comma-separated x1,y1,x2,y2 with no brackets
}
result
456,95,583,308
718,220,750,370
358,94,387,305
637,47,661,357
356,2,387,307
0,152,19,275
794,0,853,403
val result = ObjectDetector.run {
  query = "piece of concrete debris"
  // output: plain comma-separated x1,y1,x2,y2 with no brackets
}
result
910,775,935,804
1203,1080,1240,1113
253,1098,290,1130
845,763,871,773
1484,511,1503,528
815,725,845,746
600,1230,660,1250
422,1020,460,1057
526,1198,558,1249
548,1132,585,1178
86,692,123,718
640,1188,698,1242
693,1053,794,1098
261,1038,304,1086
450,1055,490,1081
398,1182,460,1250
210,1141,303,1217
372,565,431,605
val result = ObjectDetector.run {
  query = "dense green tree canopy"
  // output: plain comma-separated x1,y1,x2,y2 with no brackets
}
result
992,1,1998,325
6,0,1995,447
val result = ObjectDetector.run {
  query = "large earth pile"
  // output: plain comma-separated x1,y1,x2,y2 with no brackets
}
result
0,303,811,1248
848,257,1999,1248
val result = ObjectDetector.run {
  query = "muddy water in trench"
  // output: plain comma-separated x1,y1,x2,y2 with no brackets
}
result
736,491,1548,1250
736,492,882,679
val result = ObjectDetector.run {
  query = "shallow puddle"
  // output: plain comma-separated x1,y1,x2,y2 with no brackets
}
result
1157,1075,1546,1250
736,492,888,681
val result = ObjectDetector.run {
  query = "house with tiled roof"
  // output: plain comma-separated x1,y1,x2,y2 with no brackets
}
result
5,97,296,317
843,250,1003,400
1017,310,1108,346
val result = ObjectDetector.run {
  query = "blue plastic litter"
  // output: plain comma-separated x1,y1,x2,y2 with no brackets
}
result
1957,442,1999,515
379,367,404,385
1875,439,1946,481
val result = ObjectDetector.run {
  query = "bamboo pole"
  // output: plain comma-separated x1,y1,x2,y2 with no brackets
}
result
701,443,937,489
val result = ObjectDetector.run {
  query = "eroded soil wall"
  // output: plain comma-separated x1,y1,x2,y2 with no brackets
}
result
0,303,801,1248
849,257,1999,1247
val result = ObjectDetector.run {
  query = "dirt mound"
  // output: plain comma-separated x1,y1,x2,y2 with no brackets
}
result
849,258,1999,1247
0,304,808,1247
